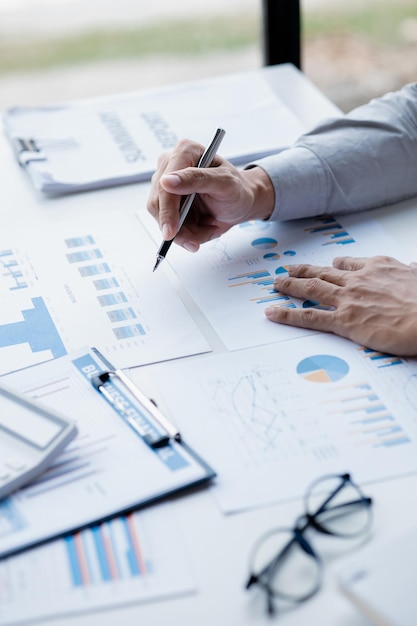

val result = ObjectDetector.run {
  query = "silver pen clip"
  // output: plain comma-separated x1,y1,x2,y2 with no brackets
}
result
91,369,181,449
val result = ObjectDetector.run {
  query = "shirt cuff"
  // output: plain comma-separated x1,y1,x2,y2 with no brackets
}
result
248,147,328,221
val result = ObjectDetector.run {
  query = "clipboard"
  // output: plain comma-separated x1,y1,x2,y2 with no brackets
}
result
2,67,306,196
0,348,215,559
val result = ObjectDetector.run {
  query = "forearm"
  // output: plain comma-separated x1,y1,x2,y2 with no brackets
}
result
251,82,417,221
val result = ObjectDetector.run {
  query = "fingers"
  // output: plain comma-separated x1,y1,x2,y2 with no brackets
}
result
160,157,224,196
274,274,340,306
265,303,338,334
332,255,403,272
332,256,368,271
284,263,347,285
147,139,207,240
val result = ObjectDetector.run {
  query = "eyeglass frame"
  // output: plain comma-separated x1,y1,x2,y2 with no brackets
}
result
245,472,373,616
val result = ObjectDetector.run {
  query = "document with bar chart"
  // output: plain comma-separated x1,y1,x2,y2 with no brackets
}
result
148,333,417,512
0,503,196,625
0,210,209,376
0,348,213,558
139,210,406,351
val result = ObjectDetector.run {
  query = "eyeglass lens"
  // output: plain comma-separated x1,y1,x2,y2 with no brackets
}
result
247,473,372,609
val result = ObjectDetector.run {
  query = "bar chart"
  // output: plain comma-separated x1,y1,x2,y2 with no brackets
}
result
0,505,195,624
0,213,209,373
151,333,417,512
157,210,393,351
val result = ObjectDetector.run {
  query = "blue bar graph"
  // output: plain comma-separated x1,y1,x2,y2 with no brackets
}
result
121,516,142,577
66,249,103,263
113,324,146,339
359,347,403,368
64,536,84,587
97,293,128,306
64,514,151,588
1,249,28,290
0,297,66,358
65,235,95,247
304,216,356,246
93,277,120,290
78,263,111,277
324,381,410,448
228,270,274,288
91,526,112,582
254,292,296,306
107,308,137,322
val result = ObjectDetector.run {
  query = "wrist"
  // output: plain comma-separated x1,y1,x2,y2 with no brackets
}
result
243,166,275,221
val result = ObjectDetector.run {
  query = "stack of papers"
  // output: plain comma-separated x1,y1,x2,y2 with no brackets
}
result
3,68,305,195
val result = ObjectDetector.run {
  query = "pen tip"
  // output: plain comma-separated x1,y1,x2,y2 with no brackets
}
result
153,258,161,272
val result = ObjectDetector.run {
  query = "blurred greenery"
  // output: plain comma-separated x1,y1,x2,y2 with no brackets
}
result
0,13,259,74
304,2,417,44
0,2,416,75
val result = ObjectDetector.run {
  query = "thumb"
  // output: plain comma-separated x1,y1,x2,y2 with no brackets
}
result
161,166,217,196
160,172,184,195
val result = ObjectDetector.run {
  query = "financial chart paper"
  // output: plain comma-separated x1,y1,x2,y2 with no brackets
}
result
148,334,417,513
139,210,408,351
0,211,209,375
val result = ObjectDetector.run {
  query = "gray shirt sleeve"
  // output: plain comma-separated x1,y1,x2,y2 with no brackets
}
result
250,82,417,221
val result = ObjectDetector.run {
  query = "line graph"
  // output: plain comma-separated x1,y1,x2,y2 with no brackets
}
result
207,363,337,466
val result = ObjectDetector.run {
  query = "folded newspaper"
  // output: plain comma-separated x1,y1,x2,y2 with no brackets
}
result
2,68,305,196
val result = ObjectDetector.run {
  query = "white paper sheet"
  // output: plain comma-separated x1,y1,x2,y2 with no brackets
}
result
3,69,305,195
139,211,407,351
0,348,212,558
0,503,196,625
145,334,417,512
0,210,209,375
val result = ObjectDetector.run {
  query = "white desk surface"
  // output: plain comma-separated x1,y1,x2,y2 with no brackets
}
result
1,64,417,626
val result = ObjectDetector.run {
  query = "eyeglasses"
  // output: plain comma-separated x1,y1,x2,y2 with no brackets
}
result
245,472,373,616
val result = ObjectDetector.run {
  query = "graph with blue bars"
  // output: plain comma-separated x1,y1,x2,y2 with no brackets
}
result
0,243,68,362
224,215,356,308
323,381,411,449
228,269,296,307
0,296,67,358
64,513,151,587
304,216,356,246
0,249,28,290
64,234,146,341
358,346,403,368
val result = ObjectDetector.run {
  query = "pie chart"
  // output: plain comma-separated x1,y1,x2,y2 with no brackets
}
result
296,355,349,383
251,237,278,250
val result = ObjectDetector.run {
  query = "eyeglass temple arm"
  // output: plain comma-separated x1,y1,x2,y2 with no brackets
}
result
315,495,372,517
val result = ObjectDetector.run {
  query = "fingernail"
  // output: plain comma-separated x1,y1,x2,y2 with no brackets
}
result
161,224,170,240
162,173,181,188
264,306,276,317
183,242,198,252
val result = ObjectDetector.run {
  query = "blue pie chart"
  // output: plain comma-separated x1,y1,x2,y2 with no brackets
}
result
251,237,278,250
297,355,349,383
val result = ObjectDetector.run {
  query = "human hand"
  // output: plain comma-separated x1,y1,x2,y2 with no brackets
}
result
265,255,417,356
147,138,274,252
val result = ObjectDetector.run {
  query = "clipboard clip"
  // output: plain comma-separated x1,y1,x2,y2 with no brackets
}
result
11,137,47,166
91,369,181,450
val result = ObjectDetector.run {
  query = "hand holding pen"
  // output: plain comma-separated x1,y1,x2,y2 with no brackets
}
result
153,127,226,271
147,131,275,265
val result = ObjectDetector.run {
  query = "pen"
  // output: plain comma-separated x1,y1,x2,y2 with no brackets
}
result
153,127,226,271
